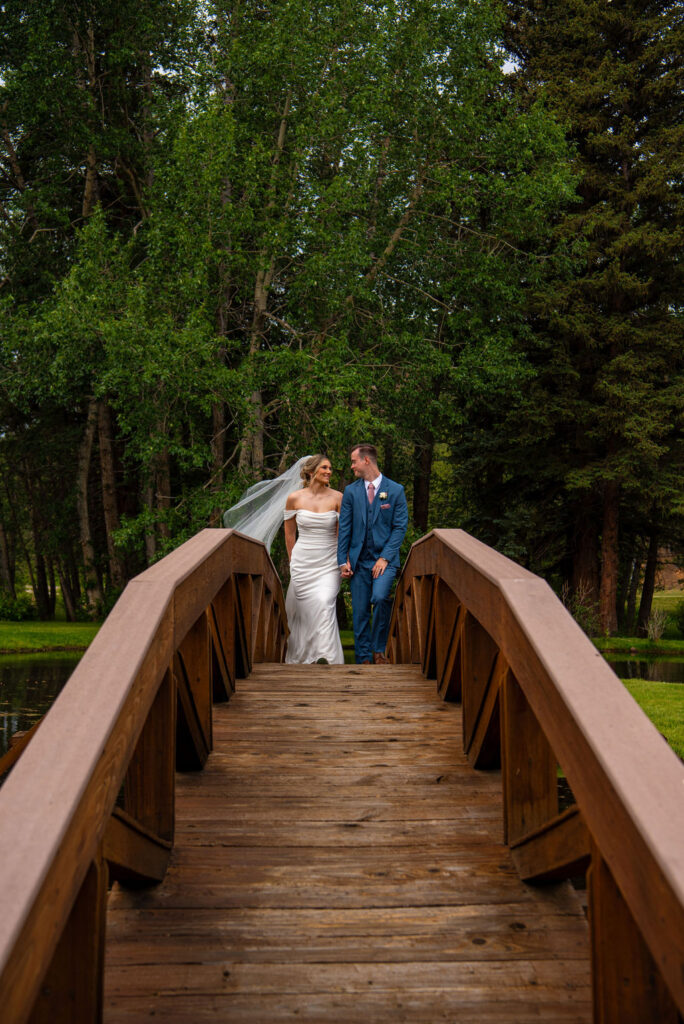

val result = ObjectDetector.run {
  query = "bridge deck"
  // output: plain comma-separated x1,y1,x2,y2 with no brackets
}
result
104,663,591,1022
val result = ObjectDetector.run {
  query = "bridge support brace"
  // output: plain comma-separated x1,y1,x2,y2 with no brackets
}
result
501,673,557,845
589,845,681,1023
28,854,107,1024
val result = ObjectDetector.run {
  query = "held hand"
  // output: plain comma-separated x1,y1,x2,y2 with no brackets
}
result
340,560,353,579
372,557,388,578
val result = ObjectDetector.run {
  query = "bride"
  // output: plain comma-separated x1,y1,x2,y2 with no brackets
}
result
223,454,344,664
283,455,344,665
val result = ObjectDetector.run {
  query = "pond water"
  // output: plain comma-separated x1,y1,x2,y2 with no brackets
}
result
604,656,684,684
0,653,82,758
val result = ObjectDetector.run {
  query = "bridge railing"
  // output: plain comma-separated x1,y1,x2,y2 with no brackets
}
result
387,529,684,1024
0,529,286,1024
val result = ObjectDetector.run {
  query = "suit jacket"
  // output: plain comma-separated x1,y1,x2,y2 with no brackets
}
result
337,476,408,571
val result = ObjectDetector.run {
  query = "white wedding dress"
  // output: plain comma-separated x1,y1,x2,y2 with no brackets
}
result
284,509,344,664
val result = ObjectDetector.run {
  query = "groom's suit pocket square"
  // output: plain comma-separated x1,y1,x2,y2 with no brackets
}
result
380,503,391,509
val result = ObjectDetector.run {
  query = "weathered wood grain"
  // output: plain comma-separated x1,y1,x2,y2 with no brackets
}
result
104,663,590,1022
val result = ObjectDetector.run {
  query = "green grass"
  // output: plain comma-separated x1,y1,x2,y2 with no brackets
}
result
0,621,100,653
622,679,684,760
593,636,684,655
651,589,684,614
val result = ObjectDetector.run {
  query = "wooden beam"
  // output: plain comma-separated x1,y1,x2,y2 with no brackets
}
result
208,603,233,702
123,669,176,842
465,653,506,770
511,805,591,883
461,612,499,754
236,574,254,675
589,845,680,1023
175,652,210,771
500,672,557,846
103,807,172,886
28,853,107,1024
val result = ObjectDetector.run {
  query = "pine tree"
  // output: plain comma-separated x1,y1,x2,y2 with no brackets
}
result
500,0,684,633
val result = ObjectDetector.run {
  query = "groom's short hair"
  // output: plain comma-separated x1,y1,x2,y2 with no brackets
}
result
351,442,378,463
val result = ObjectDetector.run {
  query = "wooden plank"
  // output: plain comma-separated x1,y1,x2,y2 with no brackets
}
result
209,578,237,695
104,808,172,887
433,577,460,694
208,603,233,702
174,653,210,771
123,669,175,842
465,652,506,770
30,854,107,1024
511,806,591,883
501,671,557,845
462,612,500,754
589,847,680,1024
105,664,590,1022
107,902,588,964
105,957,592,997
177,612,212,752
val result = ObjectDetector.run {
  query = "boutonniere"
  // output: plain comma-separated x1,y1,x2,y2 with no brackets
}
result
379,491,388,500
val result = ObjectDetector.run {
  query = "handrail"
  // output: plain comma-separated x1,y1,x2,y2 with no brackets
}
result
387,529,684,1022
0,529,287,1024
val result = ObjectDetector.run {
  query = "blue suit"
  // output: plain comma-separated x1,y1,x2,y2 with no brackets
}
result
337,476,408,663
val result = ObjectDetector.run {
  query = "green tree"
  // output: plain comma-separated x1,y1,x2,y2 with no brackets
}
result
490,0,684,633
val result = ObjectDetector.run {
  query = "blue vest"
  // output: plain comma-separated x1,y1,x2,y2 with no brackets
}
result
360,499,375,559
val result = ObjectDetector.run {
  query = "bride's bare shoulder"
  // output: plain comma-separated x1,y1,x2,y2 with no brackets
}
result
285,488,307,509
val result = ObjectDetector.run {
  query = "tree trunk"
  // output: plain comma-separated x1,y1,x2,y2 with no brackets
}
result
624,544,643,636
239,91,293,474
77,397,104,615
571,497,600,610
209,399,226,527
57,557,78,622
142,480,157,563
0,519,15,597
412,437,434,533
48,557,57,617
156,447,171,541
637,524,659,638
32,543,51,620
97,399,126,589
598,482,620,635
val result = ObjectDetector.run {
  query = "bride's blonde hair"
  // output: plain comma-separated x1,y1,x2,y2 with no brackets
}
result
301,454,329,486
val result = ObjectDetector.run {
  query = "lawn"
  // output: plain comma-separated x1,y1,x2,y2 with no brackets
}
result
593,636,684,655
651,589,684,615
623,679,684,760
0,621,100,653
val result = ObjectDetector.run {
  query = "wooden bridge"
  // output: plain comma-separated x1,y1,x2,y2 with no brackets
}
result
0,529,683,1022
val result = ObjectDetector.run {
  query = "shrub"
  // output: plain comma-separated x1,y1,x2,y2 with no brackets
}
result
647,607,669,642
560,580,601,637
0,591,38,621
672,599,684,639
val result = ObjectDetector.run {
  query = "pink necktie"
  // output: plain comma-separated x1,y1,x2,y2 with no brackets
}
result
367,483,375,504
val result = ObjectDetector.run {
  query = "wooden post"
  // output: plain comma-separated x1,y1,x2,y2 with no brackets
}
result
28,853,108,1024
176,612,213,770
461,612,499,749
500,672,557,845
178,612,212,752
589,846,680,1023
123,668,176,842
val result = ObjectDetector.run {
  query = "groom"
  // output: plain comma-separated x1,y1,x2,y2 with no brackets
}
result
338,443,408,664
